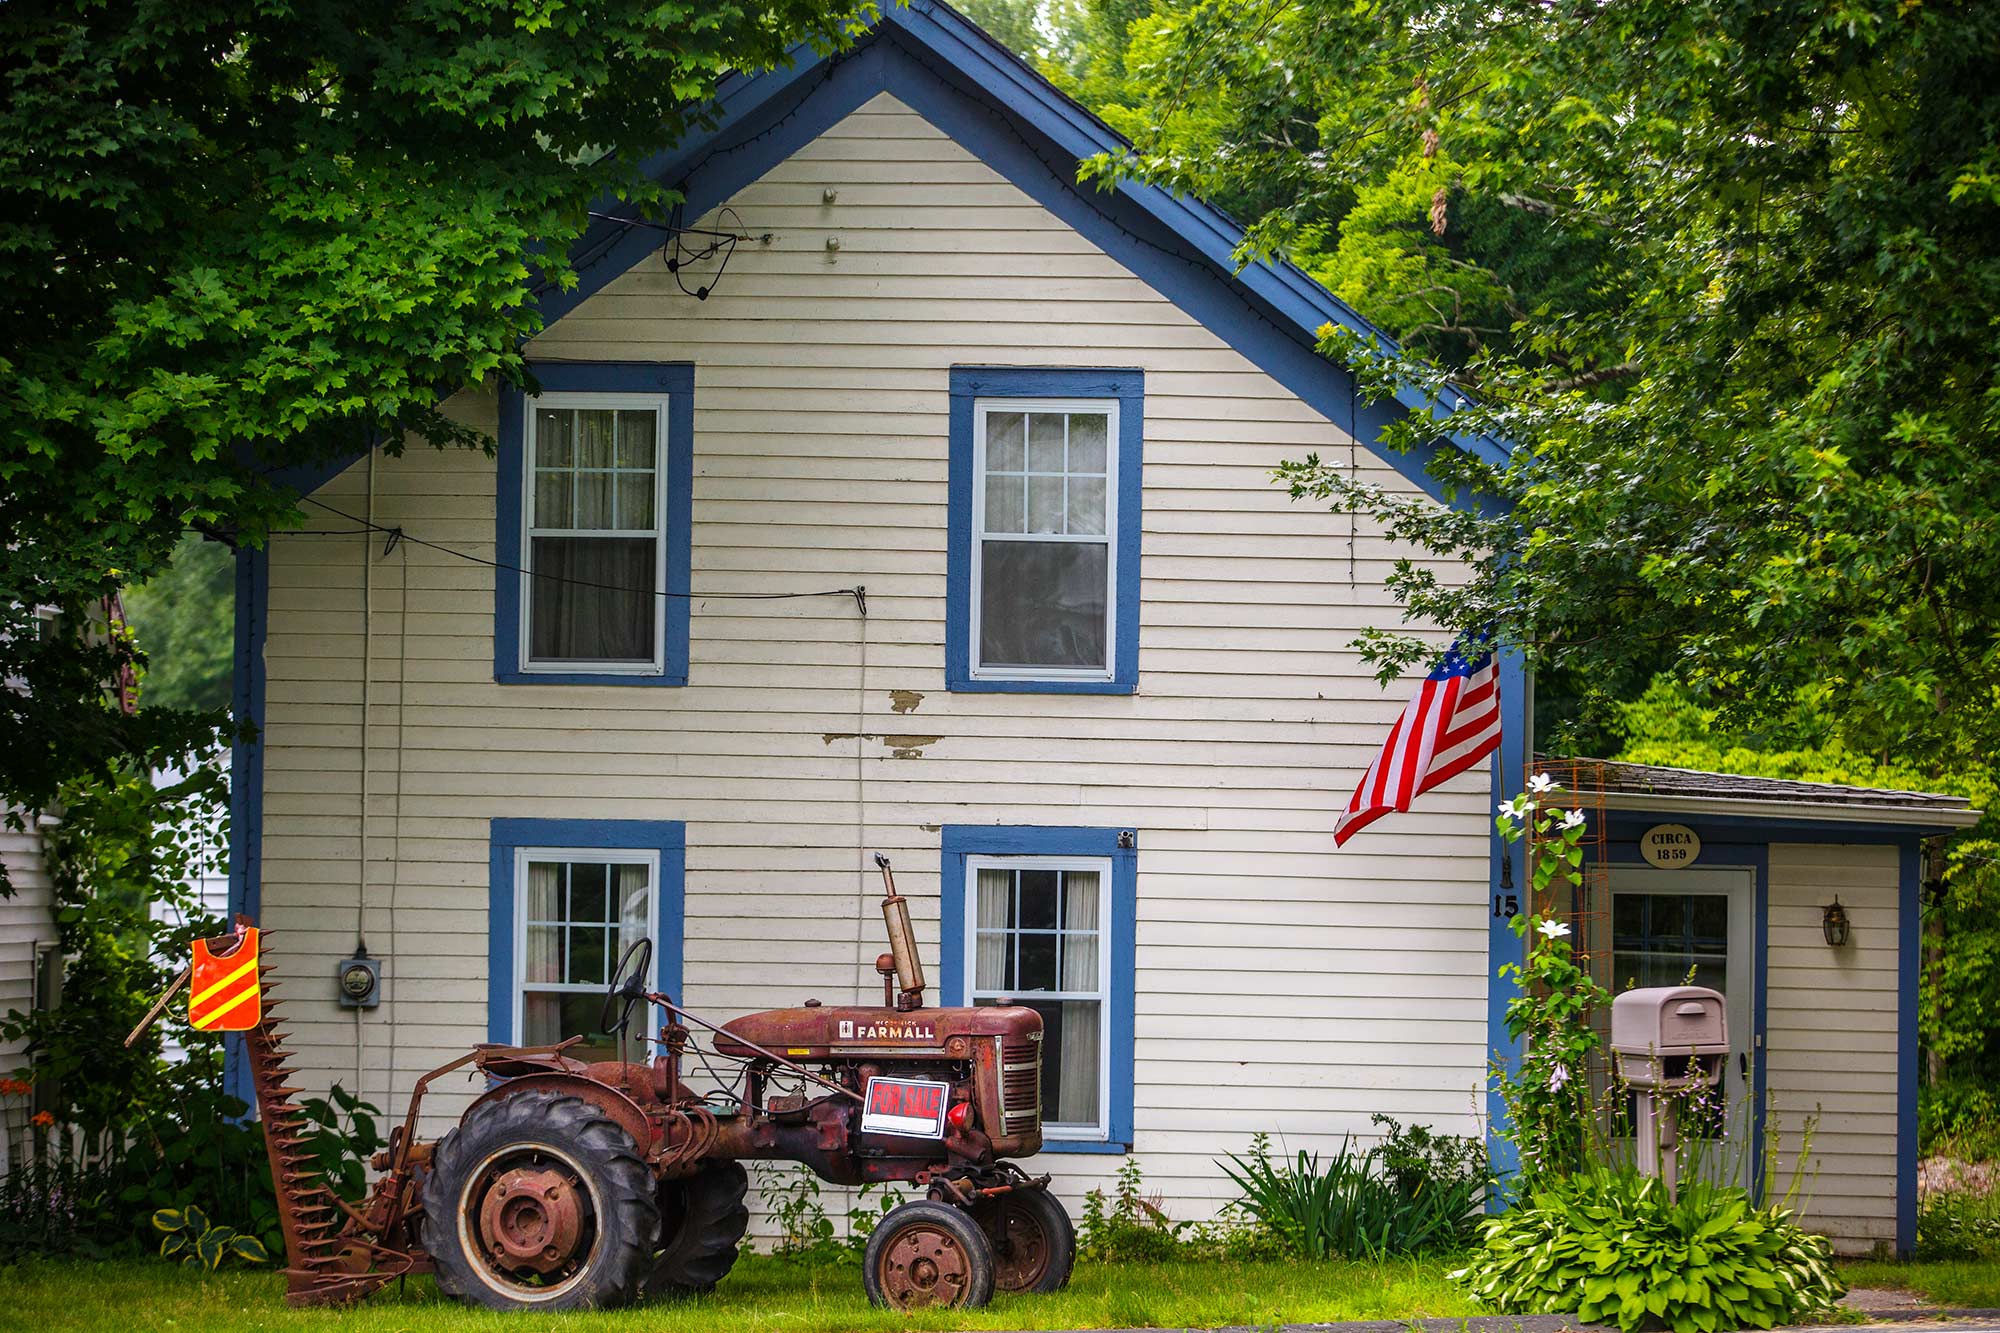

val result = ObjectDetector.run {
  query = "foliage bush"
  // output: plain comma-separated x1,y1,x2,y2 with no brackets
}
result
1917,1190,2000,1262
1221,1123,1488,1260
1922,1080,2000,1162
0,751,290,1259
751,1164,905,1265
1451,1169,1843,1333
152,1203,268,1270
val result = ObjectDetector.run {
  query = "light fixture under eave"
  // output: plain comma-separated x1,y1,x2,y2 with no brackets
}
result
1823,897,1851,948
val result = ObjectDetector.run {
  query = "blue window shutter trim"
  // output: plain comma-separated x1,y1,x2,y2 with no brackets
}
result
494,362,694,687
1484,648,1527,1195
487,818,687,1044
939,824,1137,1150
946,367,1143,694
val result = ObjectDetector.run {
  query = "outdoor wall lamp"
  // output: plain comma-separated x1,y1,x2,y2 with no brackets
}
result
1822,897,1851,948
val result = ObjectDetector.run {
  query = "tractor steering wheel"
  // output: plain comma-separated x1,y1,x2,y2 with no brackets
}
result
601,937,654,1041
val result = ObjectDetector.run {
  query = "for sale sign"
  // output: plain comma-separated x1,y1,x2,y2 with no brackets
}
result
859,1076,950,1138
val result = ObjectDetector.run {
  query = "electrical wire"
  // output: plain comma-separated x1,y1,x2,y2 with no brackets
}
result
290,497,866,615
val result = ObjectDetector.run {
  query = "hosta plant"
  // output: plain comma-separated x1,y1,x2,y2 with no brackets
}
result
1451,1168,1843,1333
153,1204,269,1270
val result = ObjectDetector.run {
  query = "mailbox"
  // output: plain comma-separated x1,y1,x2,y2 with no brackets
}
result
1611,985,1726,1091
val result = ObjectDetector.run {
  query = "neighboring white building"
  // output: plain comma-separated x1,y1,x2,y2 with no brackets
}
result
231,1,1975,1256
0,808,60,1168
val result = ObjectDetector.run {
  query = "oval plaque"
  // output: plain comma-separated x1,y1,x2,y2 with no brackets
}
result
1641,823,1701,869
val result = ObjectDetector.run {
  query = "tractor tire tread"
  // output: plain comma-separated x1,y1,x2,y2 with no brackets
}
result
643,1159,751,1298
421,1090,659,1312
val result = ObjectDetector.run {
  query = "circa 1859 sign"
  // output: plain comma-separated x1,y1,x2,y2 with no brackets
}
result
1640,823,1702,868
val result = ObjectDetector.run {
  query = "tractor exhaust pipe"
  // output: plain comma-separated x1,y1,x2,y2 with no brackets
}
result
874,853,926,1011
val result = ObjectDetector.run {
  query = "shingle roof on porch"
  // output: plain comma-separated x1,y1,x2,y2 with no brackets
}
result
1542,756,1983,830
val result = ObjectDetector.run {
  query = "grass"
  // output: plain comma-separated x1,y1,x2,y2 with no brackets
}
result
0,1253,1478,1333
1840,1258,2000,1310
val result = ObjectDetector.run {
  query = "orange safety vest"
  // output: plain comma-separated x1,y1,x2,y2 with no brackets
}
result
189,928,262,1032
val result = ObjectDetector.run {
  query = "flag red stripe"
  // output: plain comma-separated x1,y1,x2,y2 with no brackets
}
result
1334,646,1502,846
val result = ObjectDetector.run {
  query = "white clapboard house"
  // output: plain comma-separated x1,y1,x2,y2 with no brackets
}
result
229,0,1975,1255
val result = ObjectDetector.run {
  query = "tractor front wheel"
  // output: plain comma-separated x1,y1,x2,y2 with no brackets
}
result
862,1200,997,1311
422,1090,659,1312
972,1185,1075,1294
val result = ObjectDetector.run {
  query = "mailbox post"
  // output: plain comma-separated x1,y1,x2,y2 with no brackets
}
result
1610,986,1728,1199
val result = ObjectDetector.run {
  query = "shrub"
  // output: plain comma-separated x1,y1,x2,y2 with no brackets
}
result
1221,1125,1488,1260
1451,1168,1843,1333
1078,1156,1195,1262
1917,1190,2000,1262
1921,1079,2000,1162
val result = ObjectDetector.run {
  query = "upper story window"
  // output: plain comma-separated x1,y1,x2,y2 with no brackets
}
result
948,368,1142,695
495,363,693,686
973,402,1117,681
526,398,666,669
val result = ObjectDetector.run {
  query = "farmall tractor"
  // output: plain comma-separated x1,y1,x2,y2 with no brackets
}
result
223,857,1072,1312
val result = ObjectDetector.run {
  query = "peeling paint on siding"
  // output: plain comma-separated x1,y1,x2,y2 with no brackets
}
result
818,732,944,758
888,689,923,714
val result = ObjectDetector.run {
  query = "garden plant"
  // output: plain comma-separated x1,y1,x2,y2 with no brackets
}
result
1449,779,1846,1332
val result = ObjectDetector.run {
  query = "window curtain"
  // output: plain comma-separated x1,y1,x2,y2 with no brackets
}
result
1059,871,1101,1126
529,536,656,662
524,862,562,984
975,868,1010,990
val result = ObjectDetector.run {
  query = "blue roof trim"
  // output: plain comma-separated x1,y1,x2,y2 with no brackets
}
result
539,2,1511,511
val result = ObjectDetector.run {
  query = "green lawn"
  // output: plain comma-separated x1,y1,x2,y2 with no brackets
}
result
1,1253,1478,1333
1840,1258,2000,1310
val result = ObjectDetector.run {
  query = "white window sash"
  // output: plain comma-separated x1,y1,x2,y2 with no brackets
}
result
511,846,659,1044
519,391,671,674
962,853,1114,1141
969,398,1119,683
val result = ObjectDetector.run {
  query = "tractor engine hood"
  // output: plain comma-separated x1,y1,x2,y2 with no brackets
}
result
713,1003,1041,1060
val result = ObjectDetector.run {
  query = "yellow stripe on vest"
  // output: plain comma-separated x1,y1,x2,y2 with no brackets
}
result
192,956,258,1009
192,981,259,1030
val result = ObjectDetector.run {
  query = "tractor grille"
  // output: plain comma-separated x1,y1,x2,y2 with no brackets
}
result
1001,1040,1041,1134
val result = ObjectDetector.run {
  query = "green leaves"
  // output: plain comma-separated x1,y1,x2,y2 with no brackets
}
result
0,0,871,852
147,1198,266,1271
1454,1169,1845,1332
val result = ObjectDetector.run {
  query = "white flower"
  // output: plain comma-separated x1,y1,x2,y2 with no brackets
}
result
1497,800,1515,816
1527,773,1557,794
1549,1062,1570,1092
1536,919,1572,940
1560,808,1586,830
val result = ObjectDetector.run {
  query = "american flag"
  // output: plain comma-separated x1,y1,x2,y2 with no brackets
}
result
1333,636,1502,846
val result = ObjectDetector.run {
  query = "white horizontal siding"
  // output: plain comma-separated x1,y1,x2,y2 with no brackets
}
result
1766,842,1901,1254
0,818,55,1167
255,92,1492,1234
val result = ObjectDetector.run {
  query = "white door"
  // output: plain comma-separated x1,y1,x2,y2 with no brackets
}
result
1608,866,1756,1182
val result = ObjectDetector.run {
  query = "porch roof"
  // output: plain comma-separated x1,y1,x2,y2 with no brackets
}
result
1546,756,1983,831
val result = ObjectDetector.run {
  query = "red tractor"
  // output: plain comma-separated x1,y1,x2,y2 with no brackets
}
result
230,856,1073,1312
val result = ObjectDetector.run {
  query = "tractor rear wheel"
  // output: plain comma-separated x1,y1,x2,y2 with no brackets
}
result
862,1200,997,1311
972,1185,1075,1294
642,1160,750,1299
422,1090,659,1312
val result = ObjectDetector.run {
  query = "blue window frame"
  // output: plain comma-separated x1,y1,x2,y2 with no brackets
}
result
487,818,685,1057
495,362,694,685
940,825,1136,1151
947,367,1143,693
